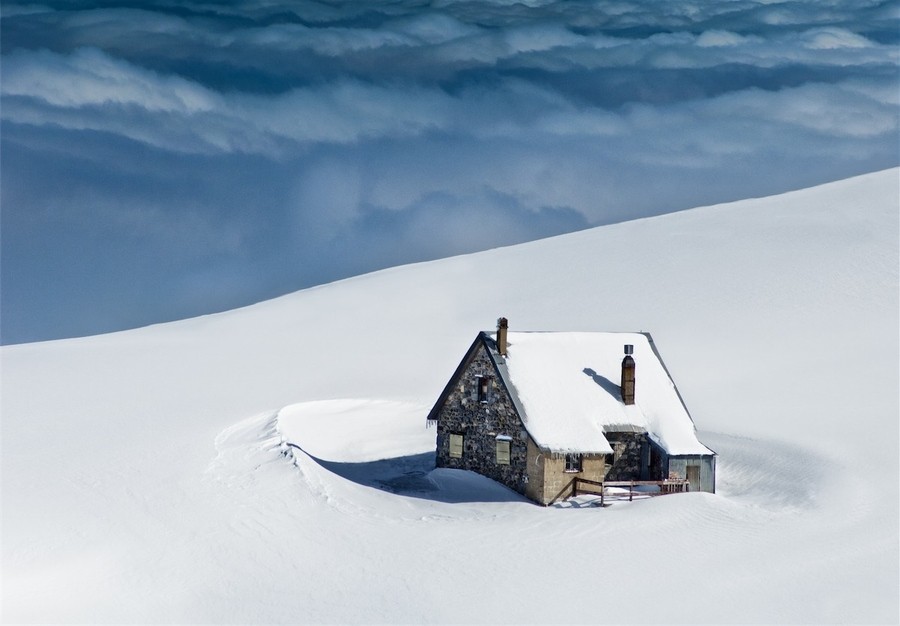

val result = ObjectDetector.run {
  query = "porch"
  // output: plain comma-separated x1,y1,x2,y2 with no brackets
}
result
549,477,691,506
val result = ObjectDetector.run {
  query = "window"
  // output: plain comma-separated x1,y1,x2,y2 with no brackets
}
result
564,453,582,473
476,376,491,402
496,438,511,465
449,434,464,459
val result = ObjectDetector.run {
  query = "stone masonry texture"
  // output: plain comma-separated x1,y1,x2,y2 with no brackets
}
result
434,342,530,496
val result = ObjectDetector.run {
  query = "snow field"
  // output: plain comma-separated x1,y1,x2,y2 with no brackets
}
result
2,169,897,623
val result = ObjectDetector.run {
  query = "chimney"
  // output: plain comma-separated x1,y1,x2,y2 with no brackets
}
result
621,344,635,405
496,317,509,356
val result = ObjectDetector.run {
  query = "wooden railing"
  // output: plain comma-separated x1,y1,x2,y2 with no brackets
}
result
572,478,690,506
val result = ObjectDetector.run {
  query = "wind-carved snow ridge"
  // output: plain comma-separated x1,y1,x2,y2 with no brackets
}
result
204,400,439,519
273,399,838,521
274,399,542,519
207,410,292,481
209,401,841,522
205,408,338,506
273,399,443,512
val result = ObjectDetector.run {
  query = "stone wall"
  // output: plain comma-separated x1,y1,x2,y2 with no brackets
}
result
648,443,665,481
525,438,545,504
538,453,606,505
431,338,706,504
434,341,530,496
604,431,648,481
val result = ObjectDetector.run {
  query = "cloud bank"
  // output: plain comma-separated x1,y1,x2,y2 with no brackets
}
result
2,0,898,343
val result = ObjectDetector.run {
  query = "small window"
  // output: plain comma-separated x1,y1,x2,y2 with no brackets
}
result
476,376,491,402
564,453,582,473
496,439,510,465
449,434,464,459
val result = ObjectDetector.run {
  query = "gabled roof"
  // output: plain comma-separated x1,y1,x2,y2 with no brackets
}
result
428,330,714,457
496,331,712,456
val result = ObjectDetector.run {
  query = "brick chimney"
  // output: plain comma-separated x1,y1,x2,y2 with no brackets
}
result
496,317,508,356
621,344,635,405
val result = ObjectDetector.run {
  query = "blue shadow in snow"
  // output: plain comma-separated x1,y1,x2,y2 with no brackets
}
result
292,446,527,504
583,367,621,399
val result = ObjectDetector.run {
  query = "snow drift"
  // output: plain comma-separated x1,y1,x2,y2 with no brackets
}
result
2,169,897,623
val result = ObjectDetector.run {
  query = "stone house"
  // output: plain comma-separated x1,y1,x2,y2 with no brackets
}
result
426,319,716,505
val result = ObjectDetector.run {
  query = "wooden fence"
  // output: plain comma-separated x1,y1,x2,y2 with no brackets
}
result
572,478,690,506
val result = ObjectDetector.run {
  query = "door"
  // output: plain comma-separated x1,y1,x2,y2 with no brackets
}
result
686,464,701,492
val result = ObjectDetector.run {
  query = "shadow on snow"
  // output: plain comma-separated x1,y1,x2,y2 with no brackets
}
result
289,445,527,504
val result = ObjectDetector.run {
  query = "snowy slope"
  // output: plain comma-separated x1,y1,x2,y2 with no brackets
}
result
2,169,898,624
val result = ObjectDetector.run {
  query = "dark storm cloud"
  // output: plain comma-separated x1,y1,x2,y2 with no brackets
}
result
1,0,897,343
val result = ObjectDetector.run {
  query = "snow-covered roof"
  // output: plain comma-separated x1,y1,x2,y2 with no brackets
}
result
491,331,713,456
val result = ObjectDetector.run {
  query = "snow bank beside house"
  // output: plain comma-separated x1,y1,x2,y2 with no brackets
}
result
276,399,433,462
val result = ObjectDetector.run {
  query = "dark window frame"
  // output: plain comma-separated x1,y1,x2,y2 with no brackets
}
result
564,453,583,473
476,375,491,403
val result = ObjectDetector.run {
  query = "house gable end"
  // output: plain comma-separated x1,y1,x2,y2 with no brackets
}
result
426,333,495,424
430,333,533,497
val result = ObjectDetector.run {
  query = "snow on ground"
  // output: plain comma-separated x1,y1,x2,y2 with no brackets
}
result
2,169,898,623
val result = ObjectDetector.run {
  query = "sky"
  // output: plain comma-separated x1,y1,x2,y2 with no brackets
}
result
1,0,898,344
